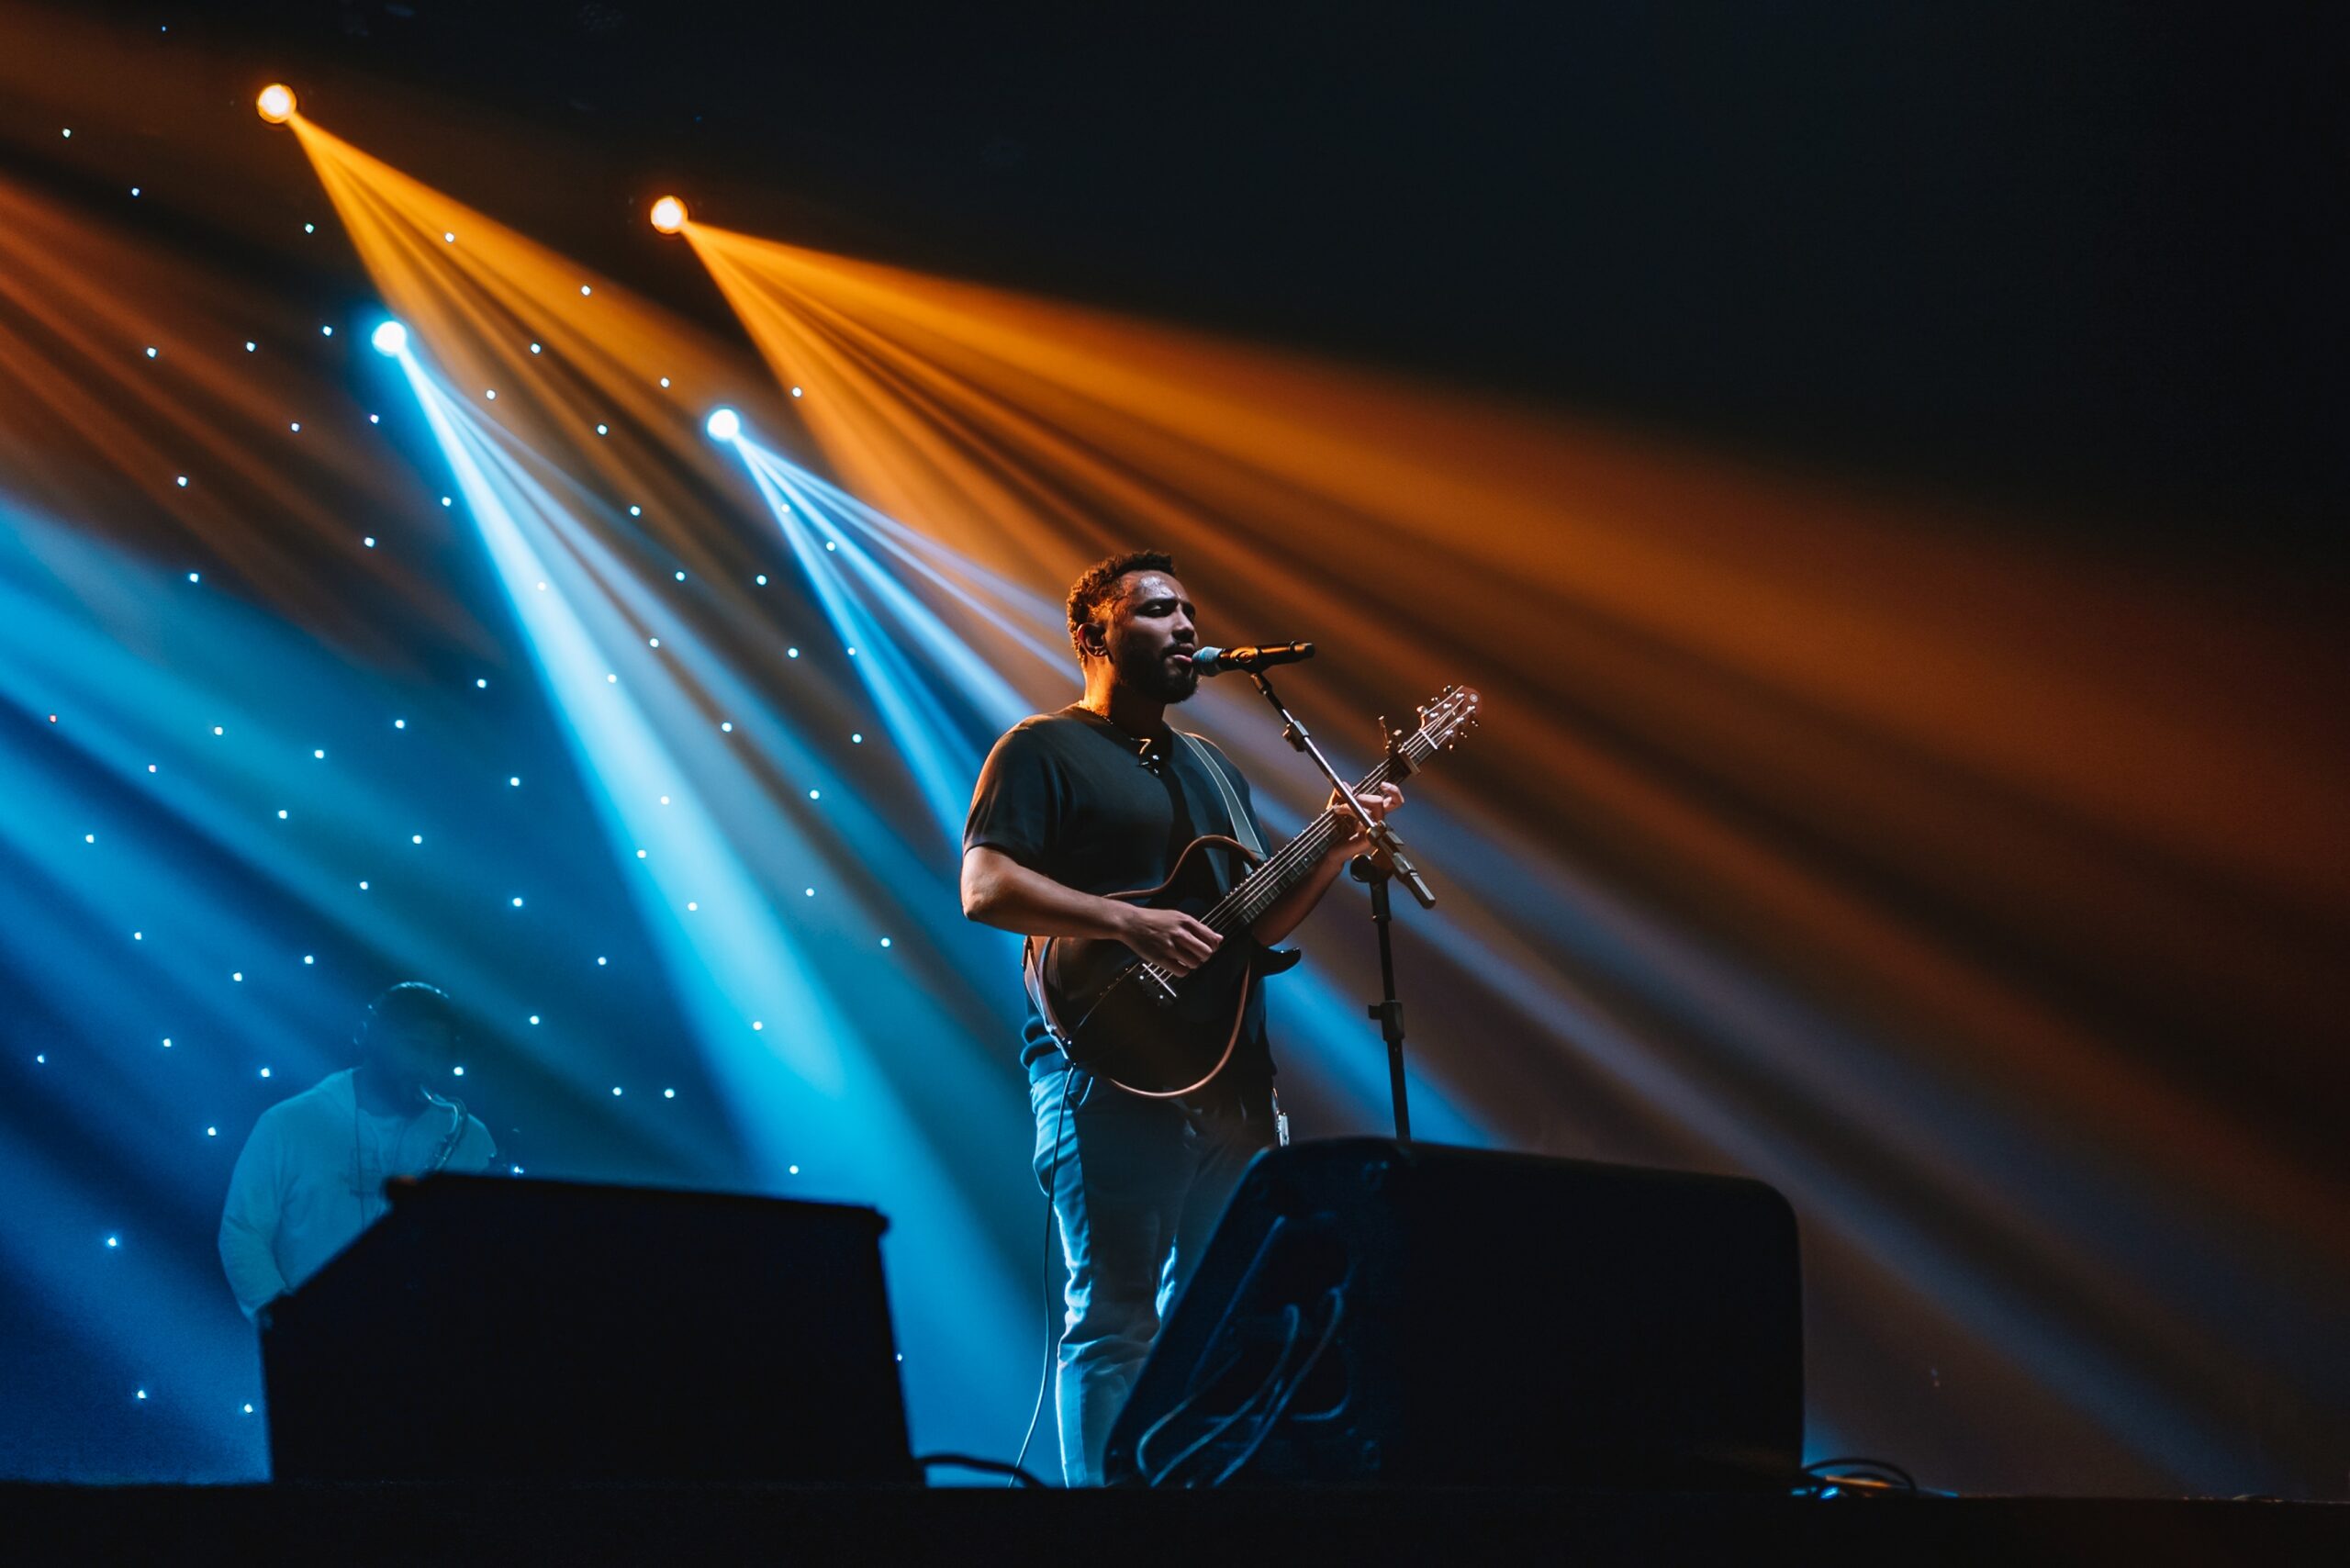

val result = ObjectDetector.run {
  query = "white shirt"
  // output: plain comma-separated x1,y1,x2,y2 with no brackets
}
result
218,1068,498,1319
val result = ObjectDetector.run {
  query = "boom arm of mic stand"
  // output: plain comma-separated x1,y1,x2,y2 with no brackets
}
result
1247,671,1437,907
1370,827,1436,908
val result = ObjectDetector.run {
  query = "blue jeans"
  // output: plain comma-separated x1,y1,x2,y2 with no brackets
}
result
1028,1066,1276,1486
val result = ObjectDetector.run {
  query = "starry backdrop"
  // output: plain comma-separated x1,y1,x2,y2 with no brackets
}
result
3,0,2346,1495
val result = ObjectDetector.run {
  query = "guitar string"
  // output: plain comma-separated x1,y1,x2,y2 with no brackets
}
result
1208,716,1451,929
1203,724,1438,928
1133,712,1458,987
1211,757,1393,927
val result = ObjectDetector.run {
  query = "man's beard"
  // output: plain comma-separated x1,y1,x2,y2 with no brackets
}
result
1114,638,1199,702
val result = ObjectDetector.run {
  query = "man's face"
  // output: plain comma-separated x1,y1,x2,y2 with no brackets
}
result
367,1019,456,1096
1095,570,1201,703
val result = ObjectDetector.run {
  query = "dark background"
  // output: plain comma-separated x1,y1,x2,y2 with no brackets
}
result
8,0,2344,1495
120,0,2348,564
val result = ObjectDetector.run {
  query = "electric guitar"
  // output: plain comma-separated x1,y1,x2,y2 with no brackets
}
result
1027,686,1482,1097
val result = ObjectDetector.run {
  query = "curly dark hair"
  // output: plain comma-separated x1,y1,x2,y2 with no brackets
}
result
1065,548,1178,659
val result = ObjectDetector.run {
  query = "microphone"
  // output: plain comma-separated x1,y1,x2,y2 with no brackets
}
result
1188,641,1315,677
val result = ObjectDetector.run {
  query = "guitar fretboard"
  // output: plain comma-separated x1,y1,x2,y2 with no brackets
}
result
1199,722,1444,937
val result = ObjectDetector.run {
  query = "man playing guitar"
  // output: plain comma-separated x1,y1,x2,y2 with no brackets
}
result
960,549,1403,1486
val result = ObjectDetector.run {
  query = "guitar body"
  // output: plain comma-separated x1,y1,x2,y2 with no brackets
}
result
1021,683,1483,1101
1029,835,1263,1098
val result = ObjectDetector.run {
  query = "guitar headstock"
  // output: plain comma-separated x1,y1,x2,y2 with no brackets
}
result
1411,685,1482,753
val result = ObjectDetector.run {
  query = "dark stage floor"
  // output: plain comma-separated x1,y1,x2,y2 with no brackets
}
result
4,1484,2344,1566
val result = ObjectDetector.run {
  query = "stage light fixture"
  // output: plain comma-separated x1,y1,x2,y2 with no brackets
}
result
706,407,742,442
256,84,297,124
370,319,408,357
650,196,688,234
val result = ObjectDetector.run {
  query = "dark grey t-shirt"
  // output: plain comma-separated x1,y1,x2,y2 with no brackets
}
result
963,705,1272,1079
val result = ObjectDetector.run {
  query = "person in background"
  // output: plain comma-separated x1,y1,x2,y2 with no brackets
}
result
218,981,497,1321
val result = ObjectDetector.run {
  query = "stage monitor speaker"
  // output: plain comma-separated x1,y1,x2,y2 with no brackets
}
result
1103,1137,1801,1488
260,1175,915,1484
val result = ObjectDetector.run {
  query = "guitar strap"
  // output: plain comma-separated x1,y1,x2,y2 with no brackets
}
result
1022,734,1266,1063
1177,731,1264,863
1176,728,1302,991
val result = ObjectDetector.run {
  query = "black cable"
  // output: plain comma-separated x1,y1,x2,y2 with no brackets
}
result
1799,1456,1921,1495
1129,1338,1253,1482
1802,1475,1919,1498
1804,1456,1918,1488
1203,1289,1346,1488
916,1452,1048,1489
1007,1069,1076,1486
1143,1305,1305,1488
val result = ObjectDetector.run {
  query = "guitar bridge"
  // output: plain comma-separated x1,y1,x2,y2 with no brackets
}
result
1140,967,1180,1007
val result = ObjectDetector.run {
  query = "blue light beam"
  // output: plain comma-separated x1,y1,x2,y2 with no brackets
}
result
383,346,1031,1459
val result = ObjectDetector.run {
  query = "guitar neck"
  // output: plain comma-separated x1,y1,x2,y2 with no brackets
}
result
1203,745,1421,937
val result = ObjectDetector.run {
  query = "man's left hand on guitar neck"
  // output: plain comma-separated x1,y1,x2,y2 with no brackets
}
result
1249,782,1406,946
1327,781,1406,857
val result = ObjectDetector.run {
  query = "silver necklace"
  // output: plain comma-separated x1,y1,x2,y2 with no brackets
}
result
1081,704,1169,771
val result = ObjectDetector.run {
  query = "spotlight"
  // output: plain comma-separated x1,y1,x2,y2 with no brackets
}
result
256,84,297,124
650,196,688,234
370,319,408,357
705,406,742,442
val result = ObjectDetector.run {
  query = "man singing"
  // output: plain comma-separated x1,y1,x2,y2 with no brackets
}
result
961,549,1403,1484
218,981,497,1321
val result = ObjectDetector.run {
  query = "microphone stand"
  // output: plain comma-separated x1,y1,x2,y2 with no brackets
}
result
1244,669,1434,1141
1348,853,1412,1141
